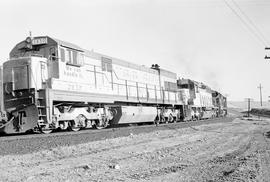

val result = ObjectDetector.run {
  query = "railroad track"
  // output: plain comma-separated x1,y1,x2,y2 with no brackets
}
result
0,117,234,156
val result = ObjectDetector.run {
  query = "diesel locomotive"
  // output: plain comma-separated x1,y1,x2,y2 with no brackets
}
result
0,36,227,134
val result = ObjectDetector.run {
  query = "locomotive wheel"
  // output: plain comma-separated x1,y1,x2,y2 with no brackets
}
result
40,126,53,134
69,115,86,132
41,129,53,134
158,115,165,124
70,126,80,132
154,115,160,126
168,114,174,123
69,121,81,132
59,121,69,130
95,118,108,130
154,118,159,126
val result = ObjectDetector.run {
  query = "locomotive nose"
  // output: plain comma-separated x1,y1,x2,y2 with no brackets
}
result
0,104,39,134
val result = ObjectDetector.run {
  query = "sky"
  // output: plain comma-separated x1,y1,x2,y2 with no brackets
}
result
0,0,270,101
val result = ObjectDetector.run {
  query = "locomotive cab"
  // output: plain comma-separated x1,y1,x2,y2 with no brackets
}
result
0,36,55,133
1,56,49,133
3,57,48,93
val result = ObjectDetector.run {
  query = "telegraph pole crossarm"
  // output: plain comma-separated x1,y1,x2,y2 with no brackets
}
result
265,55,270,59
265,47,270,59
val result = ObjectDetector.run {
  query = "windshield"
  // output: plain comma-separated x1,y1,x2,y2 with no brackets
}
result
3,59,30,91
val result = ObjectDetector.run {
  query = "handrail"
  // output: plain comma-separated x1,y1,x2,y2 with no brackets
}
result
84,62,158,88
0,117,14,129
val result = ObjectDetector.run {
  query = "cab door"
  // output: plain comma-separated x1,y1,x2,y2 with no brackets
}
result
48,47,59,78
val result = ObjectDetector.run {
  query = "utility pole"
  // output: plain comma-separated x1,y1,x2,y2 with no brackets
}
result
248,98,250,117
244,98,253,117
257,84,263,107
247,98,251,117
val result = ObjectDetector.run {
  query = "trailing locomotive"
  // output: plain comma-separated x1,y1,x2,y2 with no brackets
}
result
0,36,227,134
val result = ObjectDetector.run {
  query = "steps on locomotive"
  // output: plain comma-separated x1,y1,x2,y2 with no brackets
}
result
36,89,47,125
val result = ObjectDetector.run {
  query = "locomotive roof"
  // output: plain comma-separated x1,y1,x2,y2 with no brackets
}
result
178,78,221,94
10,36,177,79
84,49,177,78
52,37,84,51
11,36,84,52
52,36,176,79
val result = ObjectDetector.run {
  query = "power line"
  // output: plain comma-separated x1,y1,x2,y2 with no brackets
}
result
231,0,269,45
222,0,267,47
223,0,267,46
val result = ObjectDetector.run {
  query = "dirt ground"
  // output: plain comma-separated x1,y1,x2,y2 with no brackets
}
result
0,118,270,182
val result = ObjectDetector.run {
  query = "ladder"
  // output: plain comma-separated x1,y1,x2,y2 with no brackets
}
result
36,89,47,126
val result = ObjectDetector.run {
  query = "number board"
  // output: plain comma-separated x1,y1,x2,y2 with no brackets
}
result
32,37,48,45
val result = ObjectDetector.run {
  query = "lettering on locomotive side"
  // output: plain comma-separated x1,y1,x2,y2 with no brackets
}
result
32,37,48,45
63,65,83,78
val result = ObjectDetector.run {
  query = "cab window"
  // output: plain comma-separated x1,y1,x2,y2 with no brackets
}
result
60,48,65,62
62,48,84,66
